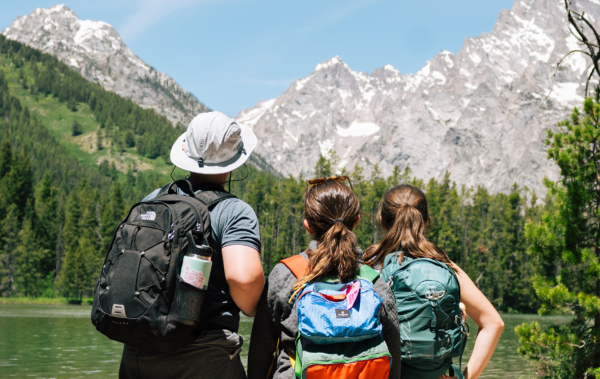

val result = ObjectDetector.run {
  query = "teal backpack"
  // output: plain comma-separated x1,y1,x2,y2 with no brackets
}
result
381,252,469,379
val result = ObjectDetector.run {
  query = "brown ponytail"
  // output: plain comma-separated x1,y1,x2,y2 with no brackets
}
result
294,180,361,289
363,184,457,272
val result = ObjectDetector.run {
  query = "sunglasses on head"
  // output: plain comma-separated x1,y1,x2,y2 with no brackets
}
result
307,176,354,191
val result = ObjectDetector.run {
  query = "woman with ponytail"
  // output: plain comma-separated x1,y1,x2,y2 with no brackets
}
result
247,178,401,379
364,185,504,379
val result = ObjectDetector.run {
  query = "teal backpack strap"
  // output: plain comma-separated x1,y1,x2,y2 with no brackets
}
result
450,364,464,379
356,265,379,283
382,251,401,268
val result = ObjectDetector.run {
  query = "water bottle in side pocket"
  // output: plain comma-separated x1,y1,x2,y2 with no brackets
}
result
181,231,213,290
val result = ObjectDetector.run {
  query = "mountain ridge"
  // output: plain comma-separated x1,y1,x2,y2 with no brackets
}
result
237,0,596,194
2,4,209,126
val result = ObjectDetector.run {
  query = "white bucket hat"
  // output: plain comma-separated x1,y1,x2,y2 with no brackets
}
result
170,111,257,174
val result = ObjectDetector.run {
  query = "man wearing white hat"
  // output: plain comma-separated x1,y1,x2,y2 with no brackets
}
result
120,111,264,379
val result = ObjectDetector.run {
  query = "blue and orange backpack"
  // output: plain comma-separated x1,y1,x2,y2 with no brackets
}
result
280,255,392,379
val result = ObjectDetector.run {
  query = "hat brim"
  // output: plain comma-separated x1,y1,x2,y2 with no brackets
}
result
170,122,257,174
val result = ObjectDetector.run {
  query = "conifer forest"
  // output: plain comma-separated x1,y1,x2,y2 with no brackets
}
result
0,34,548,315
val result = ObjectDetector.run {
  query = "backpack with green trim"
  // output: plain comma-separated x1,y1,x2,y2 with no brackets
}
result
280,256,392,379
381,252,469,379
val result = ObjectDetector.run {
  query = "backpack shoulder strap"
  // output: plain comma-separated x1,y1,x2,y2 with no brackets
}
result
195,188,237,210
155,181,236,209
356,265,379,284
280,255,309,279
382,251,401,269
156,180,196,198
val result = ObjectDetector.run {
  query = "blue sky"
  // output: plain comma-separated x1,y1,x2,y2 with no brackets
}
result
1,0,515,117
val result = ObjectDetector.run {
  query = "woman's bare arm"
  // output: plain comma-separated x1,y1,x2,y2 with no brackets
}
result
455,265,504,379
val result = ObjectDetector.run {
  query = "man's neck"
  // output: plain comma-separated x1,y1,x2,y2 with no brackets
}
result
187,172,230,189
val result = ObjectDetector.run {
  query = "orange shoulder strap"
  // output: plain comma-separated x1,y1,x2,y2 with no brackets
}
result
280,255,309,279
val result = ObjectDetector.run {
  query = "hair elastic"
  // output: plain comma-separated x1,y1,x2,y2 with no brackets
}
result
333,219,344,224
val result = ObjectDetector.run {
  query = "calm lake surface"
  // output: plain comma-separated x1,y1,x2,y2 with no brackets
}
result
0,304,570,378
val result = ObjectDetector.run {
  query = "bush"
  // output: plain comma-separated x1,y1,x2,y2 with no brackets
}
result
67,98,77,111
71,120,82,136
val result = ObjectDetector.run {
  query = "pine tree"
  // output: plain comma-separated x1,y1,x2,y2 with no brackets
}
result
516,96,600,377
0,147,34,222
71,120,82,136
0,205,20,297
35,172,57,253
0,140,13,180
314,155,332,178
15,218,51,297
96,130,103,150
67,98,77,112
110,181,125,224
58,235,93,301
125,130,135,147
100,201,114,253
61,188,81,255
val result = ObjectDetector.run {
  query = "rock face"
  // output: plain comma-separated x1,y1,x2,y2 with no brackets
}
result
3,4,208,126
237,0,597,194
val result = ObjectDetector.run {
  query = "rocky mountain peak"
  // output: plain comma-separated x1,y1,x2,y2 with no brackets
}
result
237,0,598,194
3,4,208,126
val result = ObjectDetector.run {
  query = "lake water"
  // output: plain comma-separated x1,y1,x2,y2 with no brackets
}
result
0,304,570,378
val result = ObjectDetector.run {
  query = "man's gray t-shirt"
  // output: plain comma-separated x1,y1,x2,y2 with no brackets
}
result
142,184,261,333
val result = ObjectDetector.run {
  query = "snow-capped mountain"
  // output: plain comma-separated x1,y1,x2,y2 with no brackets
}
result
2,4,208,126
237,0,595,194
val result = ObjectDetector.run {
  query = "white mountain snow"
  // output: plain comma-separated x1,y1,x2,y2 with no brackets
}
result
237,0,597,194
2,4,208,126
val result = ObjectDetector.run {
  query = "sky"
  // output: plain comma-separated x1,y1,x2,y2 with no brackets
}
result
0,0,516,117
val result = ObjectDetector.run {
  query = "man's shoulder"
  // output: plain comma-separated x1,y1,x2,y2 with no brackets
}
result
211,196,256,218
142,186,257,221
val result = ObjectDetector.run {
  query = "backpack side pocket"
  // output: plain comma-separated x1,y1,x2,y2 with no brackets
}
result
167,275,206,328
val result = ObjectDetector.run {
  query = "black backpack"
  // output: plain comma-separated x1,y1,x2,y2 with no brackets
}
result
91,180,235,351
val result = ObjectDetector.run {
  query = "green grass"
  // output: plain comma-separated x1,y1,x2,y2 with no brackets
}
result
0,57,173,183
0,297,93,305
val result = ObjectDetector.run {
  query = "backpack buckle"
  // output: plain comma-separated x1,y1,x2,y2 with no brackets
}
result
111,304,126,318
386,277,394,288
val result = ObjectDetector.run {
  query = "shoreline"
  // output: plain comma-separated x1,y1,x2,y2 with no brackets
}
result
0,297,93,305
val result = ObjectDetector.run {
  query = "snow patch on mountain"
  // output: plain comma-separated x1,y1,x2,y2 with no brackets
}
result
336,122,380,138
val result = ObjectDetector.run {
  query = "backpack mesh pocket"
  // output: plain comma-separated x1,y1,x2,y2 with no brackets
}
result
167,275,206,327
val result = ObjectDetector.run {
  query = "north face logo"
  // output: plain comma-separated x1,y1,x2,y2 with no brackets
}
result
140,211,156,221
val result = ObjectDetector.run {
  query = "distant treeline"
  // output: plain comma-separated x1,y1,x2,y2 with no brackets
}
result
0,34,547,313
237,159,547,314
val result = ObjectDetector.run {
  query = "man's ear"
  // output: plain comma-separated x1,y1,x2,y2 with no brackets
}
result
304,219,315,236
352,215,361,230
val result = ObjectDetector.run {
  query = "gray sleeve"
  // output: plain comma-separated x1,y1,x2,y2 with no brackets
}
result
248,264,288,379
142,188,161,202
219,199,261,252
374,276,402,378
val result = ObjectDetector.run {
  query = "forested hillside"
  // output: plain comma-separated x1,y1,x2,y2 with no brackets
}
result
0,34,548,313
